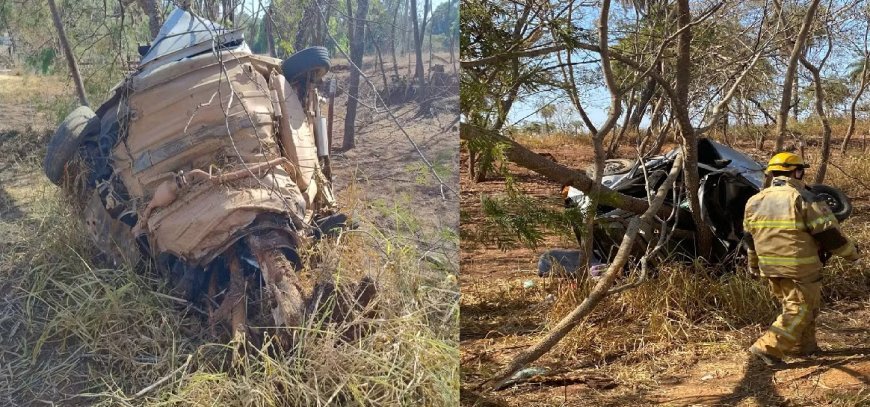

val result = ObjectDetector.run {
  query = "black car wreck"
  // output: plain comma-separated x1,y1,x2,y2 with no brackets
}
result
537,138,852,277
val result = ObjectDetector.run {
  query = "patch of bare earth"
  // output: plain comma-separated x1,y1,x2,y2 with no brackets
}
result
329,53,460,264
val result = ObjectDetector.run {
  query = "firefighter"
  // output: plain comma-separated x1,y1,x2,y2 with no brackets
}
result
742,152,859,367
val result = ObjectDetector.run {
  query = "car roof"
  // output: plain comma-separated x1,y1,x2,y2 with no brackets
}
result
139,7,244,72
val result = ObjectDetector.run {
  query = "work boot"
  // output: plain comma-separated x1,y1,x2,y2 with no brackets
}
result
749,346,787,368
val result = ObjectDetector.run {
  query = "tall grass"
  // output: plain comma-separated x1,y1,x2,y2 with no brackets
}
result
0,177,459,405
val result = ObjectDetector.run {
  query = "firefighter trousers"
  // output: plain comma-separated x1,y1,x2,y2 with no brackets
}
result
751,276,821,359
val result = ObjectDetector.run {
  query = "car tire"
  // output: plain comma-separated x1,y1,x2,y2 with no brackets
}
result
587,158,634,177
44,106,100,186
281,46,331,83
808,184,852,222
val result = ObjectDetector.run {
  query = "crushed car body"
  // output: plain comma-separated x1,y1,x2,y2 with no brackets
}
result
542,139,852,277
43,8,367,335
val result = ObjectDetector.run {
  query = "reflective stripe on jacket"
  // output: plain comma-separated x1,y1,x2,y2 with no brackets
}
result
743,176,857,280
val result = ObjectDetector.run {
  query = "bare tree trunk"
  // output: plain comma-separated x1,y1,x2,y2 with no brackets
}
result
579,0,623,270
342,0,370,150
410,0,430,84
374,38,389,93
223,0,236,24
775,0,821,151
488,152,684,390
842,57,869,153
390,0,402,79
448,0,457,74
265,6,276,57
629,77,657,131
295,2,320,51
607,91,636,158
317,0,334,46
800,59,831,183
638,96,666,155
346,0,355,55
673,0,712,258
792,75,800,121
137,0,161,39
48,0,88,107
647,115,673,157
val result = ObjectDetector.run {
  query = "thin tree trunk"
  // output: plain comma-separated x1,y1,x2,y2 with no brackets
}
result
48,0,88,107
607,91,636,158
346,0,355,55
374,38,389,93
265,6,276,57
647,115,673,157
390,0,402,79
137,0,161,39
318,0,334,46
629,77,657,131
801,58,831,183
580,0,623,270
448,0,457,74
428,17,433,75
410,0,429,83
488,152,684,390
638,96,666,155
673,0,712,258
295,2,319,51
342,0,370,150
792,75,800,121
775,0,822,151
842,57,869,153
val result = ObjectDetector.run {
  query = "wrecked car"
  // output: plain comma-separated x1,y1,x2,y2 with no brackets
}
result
43,8,371,337
540,138,852,277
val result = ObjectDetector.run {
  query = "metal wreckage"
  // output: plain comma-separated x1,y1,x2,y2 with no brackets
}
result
538,138,853,277
44,8,374,340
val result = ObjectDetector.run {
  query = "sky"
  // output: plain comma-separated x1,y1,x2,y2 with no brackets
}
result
505,1,869,132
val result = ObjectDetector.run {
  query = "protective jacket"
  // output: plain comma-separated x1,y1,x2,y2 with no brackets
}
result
743,176,857,281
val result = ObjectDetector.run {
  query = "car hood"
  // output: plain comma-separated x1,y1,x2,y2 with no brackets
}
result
139,7,246,74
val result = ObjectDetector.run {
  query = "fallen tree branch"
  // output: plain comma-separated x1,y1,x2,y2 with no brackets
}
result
460,123,674,219
487,153,684,391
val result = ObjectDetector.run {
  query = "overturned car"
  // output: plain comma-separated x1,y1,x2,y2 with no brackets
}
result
44,9,370,338
540,139,852,277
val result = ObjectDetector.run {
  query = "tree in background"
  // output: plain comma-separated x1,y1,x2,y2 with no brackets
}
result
342,0,370,150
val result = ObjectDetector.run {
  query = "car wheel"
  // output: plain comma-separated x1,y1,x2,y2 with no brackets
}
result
44,106,100,185
587,158,634,177
281,46,331,83
808,184,852,222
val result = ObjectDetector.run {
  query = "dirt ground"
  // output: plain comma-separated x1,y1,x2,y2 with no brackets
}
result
460,139,870,406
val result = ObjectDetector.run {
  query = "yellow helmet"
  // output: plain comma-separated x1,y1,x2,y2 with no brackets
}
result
766,152,808,173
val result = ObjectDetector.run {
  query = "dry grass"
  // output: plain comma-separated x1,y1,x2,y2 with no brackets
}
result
0,154,459,406
461,126,870,405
